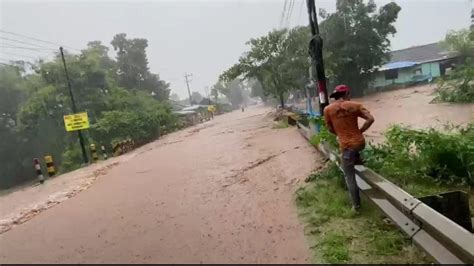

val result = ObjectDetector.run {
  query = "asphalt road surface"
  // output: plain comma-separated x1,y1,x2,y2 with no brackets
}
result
0,106,317,263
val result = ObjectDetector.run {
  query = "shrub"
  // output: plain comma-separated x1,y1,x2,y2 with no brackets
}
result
363,124,474,186
434,60,474,103
92,89,177,146
60,146,82,172
312,115,473,186
309,116,339,149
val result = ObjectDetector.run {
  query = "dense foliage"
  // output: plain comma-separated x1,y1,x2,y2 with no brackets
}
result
220,0,401,104
318,0,401,96
211,79,246,108
220,27,310,107
0,34,176,189
434,60,474,103
435,29,474,103
312,119,474,186
363,124,474,186
309,116,339,150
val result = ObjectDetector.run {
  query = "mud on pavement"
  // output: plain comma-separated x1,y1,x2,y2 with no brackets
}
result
0,160,125,235
0,106,319,263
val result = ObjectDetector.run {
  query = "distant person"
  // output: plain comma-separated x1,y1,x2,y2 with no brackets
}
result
323,84,375,213
241,104,244,112
207,104,216,119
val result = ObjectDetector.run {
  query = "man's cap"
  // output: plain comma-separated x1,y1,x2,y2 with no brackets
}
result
329,84,350,98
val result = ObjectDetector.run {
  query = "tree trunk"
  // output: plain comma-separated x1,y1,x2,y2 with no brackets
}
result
279,92,285,108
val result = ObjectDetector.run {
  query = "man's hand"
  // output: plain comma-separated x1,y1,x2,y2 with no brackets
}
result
360,118,374,133
358,106,375,133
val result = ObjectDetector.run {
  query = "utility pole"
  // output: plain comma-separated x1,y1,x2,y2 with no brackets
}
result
184,72,193,105
306,0,329,114
204,86,211,104
60,47,88,164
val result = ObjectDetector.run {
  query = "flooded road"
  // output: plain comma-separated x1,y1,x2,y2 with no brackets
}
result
1,84,471,263
359,84,473,143
0,106,317,263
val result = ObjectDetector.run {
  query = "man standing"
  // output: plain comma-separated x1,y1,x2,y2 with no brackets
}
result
207,104,215,119
323,85,375,212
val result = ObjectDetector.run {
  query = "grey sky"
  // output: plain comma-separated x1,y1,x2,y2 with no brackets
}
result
0,0,471,98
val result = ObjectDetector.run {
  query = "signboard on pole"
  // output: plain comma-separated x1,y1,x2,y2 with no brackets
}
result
63,112,90,132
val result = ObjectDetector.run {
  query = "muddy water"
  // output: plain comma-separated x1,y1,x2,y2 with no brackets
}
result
0,107,318,263
357,84,473,143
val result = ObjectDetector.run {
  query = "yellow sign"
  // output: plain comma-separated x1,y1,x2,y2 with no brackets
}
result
63,112,90,132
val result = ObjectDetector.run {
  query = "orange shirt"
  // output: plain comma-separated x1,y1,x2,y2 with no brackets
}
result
323,100,372,151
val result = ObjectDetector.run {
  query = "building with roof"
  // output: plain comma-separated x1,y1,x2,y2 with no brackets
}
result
370,43,459,89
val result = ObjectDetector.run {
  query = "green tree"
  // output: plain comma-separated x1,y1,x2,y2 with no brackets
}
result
441,28,474,61
318,0,401,96
434,29,474,103
191,91,203,104
111,33,149,90
0,34,176,189
92,88,175,146
111,33,170,100
221,27,310,107
0,64,30,188
210,84,220,103
169,92,180,102
214,79,246,107
0,64,26,126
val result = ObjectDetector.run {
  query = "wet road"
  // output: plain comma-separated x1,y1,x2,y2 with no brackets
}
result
0,106,317,263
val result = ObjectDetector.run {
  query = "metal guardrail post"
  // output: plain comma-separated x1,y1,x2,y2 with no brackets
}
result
355,165,474,264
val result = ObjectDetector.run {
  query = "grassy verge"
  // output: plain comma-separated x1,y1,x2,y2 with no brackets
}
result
296,162,433,263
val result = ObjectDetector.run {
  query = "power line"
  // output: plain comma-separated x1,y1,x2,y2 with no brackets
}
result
1,51,42,60
279,0,295,41
0,45,55,53
0,36,57,50
0,29,79,51
297,0,305,24
280,0,289,29
285,0,295,29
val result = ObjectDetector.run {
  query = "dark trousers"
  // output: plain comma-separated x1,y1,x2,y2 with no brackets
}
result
341,148,362,209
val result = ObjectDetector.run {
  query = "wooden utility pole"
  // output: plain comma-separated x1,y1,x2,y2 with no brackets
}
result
204,86,211,104
306,0,329,114
60,47,88,164
184,72,193,105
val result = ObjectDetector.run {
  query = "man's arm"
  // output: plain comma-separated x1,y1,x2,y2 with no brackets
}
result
323,109,336,134
358,105,375,133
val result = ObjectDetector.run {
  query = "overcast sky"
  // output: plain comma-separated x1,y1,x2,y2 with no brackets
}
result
0,0,472,98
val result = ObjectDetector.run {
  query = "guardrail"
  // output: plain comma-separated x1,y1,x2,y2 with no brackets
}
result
296,121,474,264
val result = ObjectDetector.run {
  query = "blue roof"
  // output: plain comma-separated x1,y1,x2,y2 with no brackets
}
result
379,61,417,71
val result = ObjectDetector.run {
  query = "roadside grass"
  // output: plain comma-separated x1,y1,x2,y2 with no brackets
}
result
272,120,289,129
296,162,433,263
319,231,350,263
